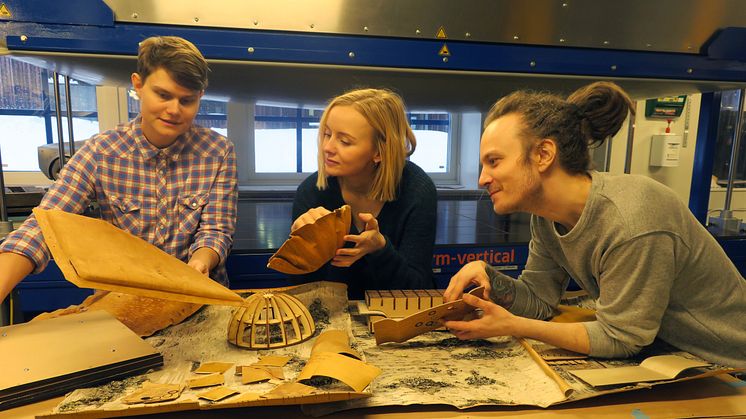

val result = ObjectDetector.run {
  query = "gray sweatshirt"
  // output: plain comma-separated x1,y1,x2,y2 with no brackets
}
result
496,171,746,367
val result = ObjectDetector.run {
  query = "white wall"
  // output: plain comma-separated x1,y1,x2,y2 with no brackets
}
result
608,94,701,205
457,112,482,189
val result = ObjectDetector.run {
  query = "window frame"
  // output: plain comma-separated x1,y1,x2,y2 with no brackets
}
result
0,57,100,172
244,104,461,186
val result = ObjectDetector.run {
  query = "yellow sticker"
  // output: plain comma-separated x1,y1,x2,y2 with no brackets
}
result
438,44,451,56
0,3,12,18
436,26,447,39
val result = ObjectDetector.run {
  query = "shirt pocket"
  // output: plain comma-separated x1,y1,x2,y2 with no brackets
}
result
109,195,142,236
178,192,209,234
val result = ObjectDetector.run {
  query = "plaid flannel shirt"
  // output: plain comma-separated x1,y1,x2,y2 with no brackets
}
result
1,116,237,285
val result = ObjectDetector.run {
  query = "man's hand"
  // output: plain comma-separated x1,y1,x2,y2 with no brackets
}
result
331,213,385,268
443,260,491,302
444,293,517,340
188,247,219,275
291,206,331,232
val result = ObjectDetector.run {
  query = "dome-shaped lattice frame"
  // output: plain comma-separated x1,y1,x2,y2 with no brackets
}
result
228,292,316,349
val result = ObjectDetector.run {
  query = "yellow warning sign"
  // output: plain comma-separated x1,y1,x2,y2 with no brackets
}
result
438,44,451,56
0,3,12,18
436,26,447,39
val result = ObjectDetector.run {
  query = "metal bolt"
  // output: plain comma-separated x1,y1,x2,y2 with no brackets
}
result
603,40,610,45
111,348,117,352
348,51,355,58
24,368,29,372
687,45,693,50
1,332,6,337
465,32,471,38
363,26,369,32
687,68,694,74
131,12,138,19
20,35,28,42
513,35,519,40
646,43,652,48
247,47,255,54
610,65,617,71
559,38,565,43
416,29,421,35
194,17,199,23
309,23,315,29
562,2,568,6
442,57,449,63
253,20,259,26
530,61,536,67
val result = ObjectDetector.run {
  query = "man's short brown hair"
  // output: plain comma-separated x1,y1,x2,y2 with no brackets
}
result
137,36,209,91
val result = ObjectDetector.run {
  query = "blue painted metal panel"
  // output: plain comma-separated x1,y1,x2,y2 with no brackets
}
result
705,27,746,62
718,237,746,277
15,262,93,315
3,22,746,82
226,252,289,290
689,91,722,223
0,0,113,27
432,244,526,274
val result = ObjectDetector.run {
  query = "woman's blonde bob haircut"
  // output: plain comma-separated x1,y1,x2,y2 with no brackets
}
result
316,88,417,202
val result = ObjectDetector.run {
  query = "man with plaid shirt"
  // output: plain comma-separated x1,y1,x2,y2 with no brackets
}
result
0,36,237,302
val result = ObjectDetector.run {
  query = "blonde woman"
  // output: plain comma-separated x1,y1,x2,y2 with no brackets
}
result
291,88,437,298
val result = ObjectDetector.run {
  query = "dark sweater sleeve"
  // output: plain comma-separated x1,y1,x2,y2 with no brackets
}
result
364,164,437,289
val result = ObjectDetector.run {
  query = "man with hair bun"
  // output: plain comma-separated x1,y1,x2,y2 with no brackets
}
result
444,81,746,367
0,36,237,302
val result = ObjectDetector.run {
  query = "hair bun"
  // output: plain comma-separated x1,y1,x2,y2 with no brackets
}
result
568,82,635,147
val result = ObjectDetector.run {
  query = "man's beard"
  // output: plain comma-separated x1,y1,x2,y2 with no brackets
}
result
493,165,543,215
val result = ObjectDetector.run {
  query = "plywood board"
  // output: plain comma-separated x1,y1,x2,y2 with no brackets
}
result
32,291,202,337
297,352,381,393
193,362,234,375
267,205,351,274
0,311,162,410
33,208,243,307
372,286,484,344
197,386,239,402
121,382,183,404
186,373,224,389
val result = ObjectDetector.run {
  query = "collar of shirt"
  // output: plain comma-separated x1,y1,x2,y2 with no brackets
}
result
131,115,190,162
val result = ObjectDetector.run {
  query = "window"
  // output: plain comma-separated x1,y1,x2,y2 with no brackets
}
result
0,56,99,172
249,104,457,184
254,105,321,174
409,112,452,174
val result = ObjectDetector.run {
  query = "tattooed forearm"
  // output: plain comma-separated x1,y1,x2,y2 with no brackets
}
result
486,265,516,308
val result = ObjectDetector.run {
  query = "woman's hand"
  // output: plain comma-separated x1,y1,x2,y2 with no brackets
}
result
332,213,386,267
443,260,491,302
291,206,331,232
